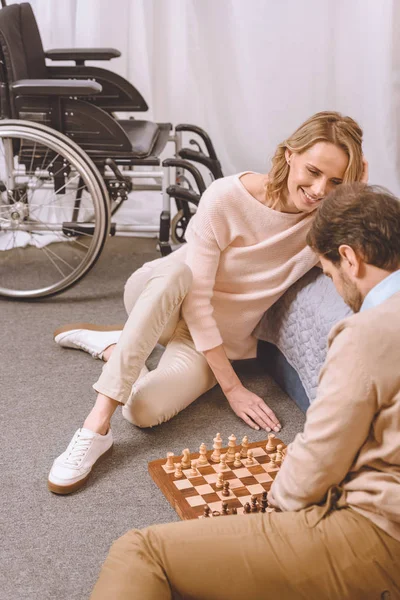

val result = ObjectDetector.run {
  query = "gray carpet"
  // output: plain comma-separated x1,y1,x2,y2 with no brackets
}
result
1,237,306,600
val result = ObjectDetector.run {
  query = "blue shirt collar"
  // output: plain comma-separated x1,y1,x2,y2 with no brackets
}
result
360,269,400,312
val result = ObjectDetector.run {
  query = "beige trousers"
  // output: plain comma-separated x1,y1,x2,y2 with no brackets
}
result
93,254,217,427
90,488,400,600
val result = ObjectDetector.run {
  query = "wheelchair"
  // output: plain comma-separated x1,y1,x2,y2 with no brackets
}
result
0,2,224,299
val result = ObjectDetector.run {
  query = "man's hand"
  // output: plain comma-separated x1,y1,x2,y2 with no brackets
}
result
226,384,281,432
361,156,369,183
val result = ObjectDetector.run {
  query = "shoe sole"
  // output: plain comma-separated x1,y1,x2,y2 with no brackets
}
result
47,445,113,495
53,323,124,339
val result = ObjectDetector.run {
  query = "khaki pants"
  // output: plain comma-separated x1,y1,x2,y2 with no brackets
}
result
91,489,400,600
93,254,217,427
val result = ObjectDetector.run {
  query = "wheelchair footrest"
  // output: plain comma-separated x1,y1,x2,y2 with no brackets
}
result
62,222,116,236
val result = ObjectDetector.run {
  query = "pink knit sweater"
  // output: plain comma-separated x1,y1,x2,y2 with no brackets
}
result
176,173,319,360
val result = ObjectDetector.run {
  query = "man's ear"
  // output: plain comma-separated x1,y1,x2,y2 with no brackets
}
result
338,245,362,276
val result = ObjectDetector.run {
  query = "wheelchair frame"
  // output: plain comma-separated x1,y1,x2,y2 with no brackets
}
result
0,1,224,298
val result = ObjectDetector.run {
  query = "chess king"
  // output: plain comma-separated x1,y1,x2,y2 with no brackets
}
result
91,184,400,599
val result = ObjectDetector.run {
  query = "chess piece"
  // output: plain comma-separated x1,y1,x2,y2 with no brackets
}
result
165,452,175,472
219,454,229,471
222,481,231,497
269,453,277,469
226,433,237,462
181,448,191,469
245,449,255,466
221,501,229,515
251,495,258,512
233,452,242,468
240,435,249,458
210,432,223,463
212,510,221,517
216,473,224,489
244,502,251,514
276,444,284,462
198,442,208,466
203,506,211,518
266,433,276,453
261,491,268,513
189,460,198,476
231,507,238,515
174,462,183,478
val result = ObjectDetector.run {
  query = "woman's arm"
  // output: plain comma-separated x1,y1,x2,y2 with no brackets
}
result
203,344,281,432
182,180,281,431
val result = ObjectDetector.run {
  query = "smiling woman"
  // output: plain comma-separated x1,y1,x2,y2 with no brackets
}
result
49,111,367,496
266,111,365,213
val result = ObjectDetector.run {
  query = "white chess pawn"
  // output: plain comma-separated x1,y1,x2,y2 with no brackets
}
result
165,452,175,472
174,462,183,478
190,460,199,477
240,435,249,458
266,433,276,453
269,453,277,469
210,433,222,463
245,449,255,466
219,454,229,471
181,448,191,469
233,452,242,468
215,473,224,489
198,442,208,466
226,433,237,462
276,444,284,462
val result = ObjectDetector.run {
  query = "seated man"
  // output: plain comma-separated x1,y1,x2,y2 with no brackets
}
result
91,183,400,600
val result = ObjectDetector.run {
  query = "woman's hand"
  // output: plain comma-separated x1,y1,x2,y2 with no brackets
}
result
361,156,369,183
226,383,281,432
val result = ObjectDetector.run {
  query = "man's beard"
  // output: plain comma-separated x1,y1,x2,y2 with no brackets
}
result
340,272,363,313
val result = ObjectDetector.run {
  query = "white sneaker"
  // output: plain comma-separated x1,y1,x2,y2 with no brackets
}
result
48,427,113,494
54,323,123,360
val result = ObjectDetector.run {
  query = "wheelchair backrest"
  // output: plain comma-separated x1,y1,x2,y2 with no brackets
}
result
0,2,134,157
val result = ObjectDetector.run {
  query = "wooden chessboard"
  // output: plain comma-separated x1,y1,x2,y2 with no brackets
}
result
148,437,286,520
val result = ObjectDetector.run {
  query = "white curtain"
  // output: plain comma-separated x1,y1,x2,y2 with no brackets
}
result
11,0,400,193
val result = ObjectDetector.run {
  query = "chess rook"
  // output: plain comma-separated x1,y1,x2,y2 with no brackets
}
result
265,433,276,453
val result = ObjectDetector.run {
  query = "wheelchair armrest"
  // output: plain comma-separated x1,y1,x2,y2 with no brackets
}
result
175,124,218,160
45,48,121,64
162,158,206,194
166,185,200,207
179,148,224,180
10,79,102,96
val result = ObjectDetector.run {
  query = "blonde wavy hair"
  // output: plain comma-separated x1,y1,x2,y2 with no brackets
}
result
266,111,364,204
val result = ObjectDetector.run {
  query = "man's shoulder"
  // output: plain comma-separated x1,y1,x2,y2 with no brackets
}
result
329,292,400,348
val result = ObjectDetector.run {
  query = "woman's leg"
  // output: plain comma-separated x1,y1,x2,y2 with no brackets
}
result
48,259,193,494
53,253,183,361
122,319,217,428
91,506,400,600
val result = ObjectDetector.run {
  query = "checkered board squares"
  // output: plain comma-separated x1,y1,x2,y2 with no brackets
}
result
148,437,286,520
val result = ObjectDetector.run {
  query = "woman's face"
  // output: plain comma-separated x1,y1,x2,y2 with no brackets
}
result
285,142,349,213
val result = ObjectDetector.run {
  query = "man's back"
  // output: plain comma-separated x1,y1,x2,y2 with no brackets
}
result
272,291,400,541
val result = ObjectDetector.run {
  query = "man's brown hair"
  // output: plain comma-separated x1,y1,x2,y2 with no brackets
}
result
307,183,400,270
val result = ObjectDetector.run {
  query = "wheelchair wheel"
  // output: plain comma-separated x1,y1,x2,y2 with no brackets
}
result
0,120,110,298
171,208,196,244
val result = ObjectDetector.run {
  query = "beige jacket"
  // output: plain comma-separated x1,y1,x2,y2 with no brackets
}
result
272,292,400,542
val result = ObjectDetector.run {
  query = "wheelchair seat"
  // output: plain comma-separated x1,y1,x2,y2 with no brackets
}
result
118,119,171,158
